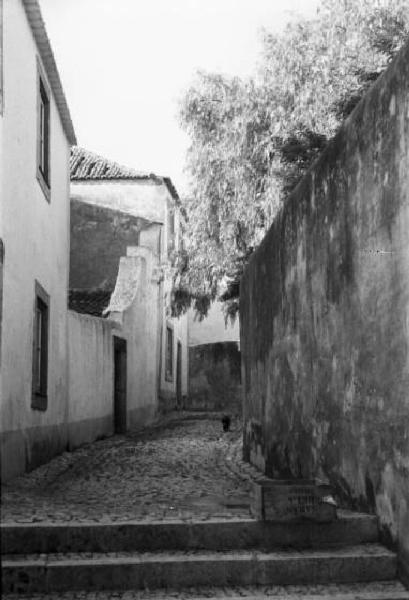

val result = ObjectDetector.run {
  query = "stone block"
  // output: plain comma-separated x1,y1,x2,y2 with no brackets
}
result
251,479,337,522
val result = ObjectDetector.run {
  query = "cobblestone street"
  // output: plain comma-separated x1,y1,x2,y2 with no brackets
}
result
1,414,252,524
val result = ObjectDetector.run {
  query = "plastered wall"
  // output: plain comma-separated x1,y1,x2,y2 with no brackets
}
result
67,250,162,445
241,41,409,574
117,250,161,427
0,0,71,480
188,342,241,413
187,302,241,412
70,200,147,290
67,311,118,448
71,180,167,223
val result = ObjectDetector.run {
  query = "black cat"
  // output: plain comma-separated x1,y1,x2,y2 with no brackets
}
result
222,414,231,432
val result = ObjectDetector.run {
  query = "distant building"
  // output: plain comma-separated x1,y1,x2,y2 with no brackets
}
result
187,302,241,414
69,147,188,419
0,0,76,479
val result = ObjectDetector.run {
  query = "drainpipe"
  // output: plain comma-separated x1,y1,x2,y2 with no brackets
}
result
157,276,164,412
156,227,164,414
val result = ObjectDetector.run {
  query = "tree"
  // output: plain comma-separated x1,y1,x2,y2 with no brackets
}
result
173,0,409,319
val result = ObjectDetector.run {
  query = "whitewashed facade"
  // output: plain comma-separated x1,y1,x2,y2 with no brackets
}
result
70,148,189,419
0,0,76,479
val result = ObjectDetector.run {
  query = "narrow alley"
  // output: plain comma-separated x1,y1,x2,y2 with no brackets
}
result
1,0,409,596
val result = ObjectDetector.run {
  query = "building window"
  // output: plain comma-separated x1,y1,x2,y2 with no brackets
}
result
31,281,49,411
165,325,173,381
37,63,50,198
167,209,175,254
168,210,175,236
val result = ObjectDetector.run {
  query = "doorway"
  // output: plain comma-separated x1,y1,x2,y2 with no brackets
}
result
113,336,127,433
176,341,182,408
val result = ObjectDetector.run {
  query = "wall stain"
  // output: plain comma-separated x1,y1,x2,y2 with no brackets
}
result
240,41,409,566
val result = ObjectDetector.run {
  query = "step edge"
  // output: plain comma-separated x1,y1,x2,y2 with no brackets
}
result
4,594,405,600
0,514,379,530
2,548,398,567
108,594,408,600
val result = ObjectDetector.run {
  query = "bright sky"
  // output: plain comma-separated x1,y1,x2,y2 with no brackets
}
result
39,0,319,194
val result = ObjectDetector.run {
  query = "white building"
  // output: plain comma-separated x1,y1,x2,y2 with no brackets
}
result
0,0,76,479
0,2,188,482
69,147,189,418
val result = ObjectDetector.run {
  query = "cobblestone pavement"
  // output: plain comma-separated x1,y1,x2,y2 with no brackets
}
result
3,581,407,599
1,413,254,524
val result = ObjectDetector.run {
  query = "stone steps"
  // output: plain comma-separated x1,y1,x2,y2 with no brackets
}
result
2,513,406,595
0,512,378,555
2,580,409,600
1,545,397,594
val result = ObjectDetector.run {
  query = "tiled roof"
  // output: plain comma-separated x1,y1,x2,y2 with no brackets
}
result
22,0,76,145
70,147,158,181
68,290,112,317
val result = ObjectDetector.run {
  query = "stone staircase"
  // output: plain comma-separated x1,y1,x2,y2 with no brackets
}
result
1,512,408,598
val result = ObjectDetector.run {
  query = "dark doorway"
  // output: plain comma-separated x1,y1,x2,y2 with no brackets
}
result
113,336,127,433
176,341,182,408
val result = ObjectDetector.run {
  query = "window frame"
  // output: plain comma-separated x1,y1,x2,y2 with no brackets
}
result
31,280,50,411
167,208,175,255
36,60,51,201
165,324,174,382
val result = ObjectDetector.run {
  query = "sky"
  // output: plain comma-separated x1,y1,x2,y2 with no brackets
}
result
39,0,319,195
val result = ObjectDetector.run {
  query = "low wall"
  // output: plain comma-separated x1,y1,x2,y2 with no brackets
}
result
108,250,160,430
188,342,242,414
67,310,118,448
240,42,409,575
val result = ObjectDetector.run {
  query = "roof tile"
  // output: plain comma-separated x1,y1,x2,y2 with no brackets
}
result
70,147,157,181
68,289,112,317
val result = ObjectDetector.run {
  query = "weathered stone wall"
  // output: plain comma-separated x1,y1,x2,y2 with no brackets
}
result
188,342,242,413
186,302,241,412
241,41,409,574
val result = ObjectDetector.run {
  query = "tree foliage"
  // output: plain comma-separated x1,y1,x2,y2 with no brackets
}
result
173,0,409,319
